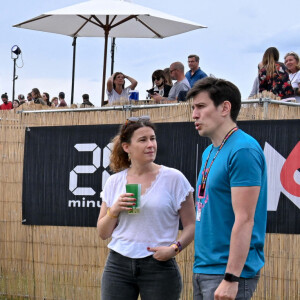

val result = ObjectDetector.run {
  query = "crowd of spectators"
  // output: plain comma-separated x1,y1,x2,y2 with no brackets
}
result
0,89,95,111
1,49,299,111
105,54,207,105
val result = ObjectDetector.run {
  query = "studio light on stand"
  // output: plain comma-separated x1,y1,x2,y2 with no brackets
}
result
11,45,23,101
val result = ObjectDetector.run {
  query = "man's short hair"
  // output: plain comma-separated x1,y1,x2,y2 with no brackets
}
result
186,77,241,122
82,94,89,100
171,62,184,72
59,92,65,99
188,54,199,62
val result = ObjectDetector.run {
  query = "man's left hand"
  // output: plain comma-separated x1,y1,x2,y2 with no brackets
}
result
214,280,238,300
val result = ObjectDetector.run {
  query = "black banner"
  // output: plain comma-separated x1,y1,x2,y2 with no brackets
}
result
22,120,300,233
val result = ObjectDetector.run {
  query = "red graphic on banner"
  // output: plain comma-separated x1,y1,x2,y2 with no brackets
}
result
280,142,300,197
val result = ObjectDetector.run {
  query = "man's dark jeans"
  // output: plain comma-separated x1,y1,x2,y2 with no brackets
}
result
193,273,260,300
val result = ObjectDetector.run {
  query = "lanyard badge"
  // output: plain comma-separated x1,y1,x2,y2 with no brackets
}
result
198,169,208,199
197,127,238,201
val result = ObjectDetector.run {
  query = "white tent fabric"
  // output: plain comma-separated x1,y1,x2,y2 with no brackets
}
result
14,0,205,38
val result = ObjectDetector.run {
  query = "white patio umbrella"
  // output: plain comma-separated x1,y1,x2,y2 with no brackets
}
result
14,0,206,106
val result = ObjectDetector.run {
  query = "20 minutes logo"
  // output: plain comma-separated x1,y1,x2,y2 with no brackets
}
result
68,143,113,208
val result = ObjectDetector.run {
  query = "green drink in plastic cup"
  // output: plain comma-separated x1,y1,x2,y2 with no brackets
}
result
126,184,141,214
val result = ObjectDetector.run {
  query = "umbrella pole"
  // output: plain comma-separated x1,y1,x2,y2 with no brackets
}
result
111,37,116,75
71,37,77,105
101,24,109,107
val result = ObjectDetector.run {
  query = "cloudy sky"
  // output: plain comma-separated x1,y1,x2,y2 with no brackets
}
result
1,0,299,106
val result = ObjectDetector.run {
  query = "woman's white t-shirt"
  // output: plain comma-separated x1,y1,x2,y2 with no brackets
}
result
289,71,300,103
107,87,131,104
102,166,194,258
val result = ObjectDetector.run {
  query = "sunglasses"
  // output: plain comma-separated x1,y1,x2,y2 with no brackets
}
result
125,115,150,125
153,77,161,81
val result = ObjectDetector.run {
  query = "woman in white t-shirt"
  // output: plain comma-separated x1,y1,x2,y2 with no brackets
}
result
97,116,195,300
284,51,300,103
106,72,138,105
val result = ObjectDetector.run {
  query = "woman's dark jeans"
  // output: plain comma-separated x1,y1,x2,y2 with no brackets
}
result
101,250,182,300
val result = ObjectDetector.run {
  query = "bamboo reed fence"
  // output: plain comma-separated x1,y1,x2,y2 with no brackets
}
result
0,102,299,300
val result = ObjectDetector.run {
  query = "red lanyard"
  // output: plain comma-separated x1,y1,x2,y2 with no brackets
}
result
198,127,238,198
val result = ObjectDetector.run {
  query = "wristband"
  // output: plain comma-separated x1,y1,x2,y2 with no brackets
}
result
170,241,183,253
170,243,179,253
224,273,240,282
107,208,118,219
175,241,183,252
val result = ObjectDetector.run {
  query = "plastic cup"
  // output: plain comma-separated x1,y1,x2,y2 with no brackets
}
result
126,184,141,214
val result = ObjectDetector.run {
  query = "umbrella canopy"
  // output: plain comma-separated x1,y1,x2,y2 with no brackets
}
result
14,0,206,105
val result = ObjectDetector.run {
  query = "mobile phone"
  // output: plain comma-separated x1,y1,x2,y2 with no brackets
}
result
146,90,155,95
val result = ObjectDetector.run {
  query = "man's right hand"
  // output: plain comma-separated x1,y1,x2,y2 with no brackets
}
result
214,280,238,300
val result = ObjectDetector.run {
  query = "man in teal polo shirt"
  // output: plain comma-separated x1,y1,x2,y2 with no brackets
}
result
187,77,267,300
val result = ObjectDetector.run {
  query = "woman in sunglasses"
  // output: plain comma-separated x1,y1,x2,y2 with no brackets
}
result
107,72,138,104
97,116,195,300
147,69,172,99
284,51,300,103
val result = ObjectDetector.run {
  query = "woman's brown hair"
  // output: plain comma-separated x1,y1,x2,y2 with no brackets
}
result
163,68,173,86
113,72,125,90
109,119,155,173
262,47,280,76
151,70,166,87
32,88,42,99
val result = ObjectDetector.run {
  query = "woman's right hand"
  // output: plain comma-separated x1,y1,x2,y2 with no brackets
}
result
110,193,136,216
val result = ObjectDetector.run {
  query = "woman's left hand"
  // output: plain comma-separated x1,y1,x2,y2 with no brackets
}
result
147,246,176,261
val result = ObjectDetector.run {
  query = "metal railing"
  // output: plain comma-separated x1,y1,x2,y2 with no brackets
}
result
15,97,300,115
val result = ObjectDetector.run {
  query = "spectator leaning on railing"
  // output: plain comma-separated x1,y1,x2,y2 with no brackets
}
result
0,93,13,110
31,88,46,105
152,62,191,103
107,72,138,105
284,51,300,103
27,92,33,102
42,92,51,107
185,54,207,88
18,94,26,105
147,69,172,98
51,97,58,107
80,94,94,108
58,92,68,107
258,47,294,100
13,99,20,109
